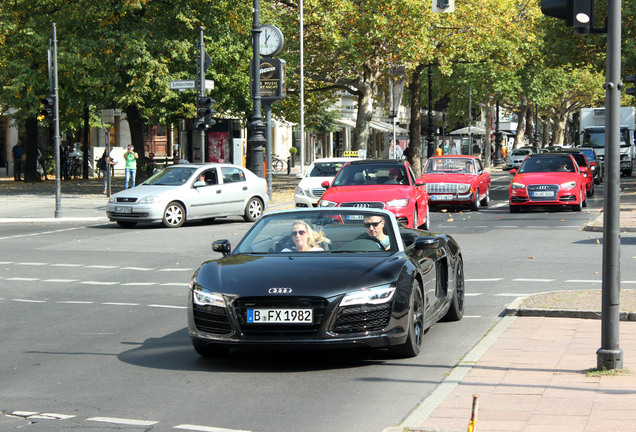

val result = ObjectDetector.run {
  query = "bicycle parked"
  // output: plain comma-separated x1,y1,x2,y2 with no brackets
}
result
271,154,286,173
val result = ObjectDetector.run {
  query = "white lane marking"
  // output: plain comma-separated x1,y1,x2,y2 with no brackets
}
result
102,302,139,306
160,268,194,272
0,261,15,264
512,278,555,282
149,304,187,309
15,262,48,266
121,267,154,271
464,293,482,297
85,265,118,269
161,282,188,286
80,281,119,285
29,413,76,420
6,277,39,281
43,279,78,283
0,227,82,240
57,301,94,304
496,226,519,228
174,424,251,432
466,278,503,282
621,281,636,284
11,299,46,303
87,417,158,426
462,315,482,318
51,263,82,267
566,279,601,283
8,411,39,417
122,282,158,286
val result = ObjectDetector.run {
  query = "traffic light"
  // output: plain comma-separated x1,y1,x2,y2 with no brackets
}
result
626,75,636,98
41,95,55,122
194,96,215,130
541,0,593,34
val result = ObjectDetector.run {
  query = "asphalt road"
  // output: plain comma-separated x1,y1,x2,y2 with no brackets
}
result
1,172,636,432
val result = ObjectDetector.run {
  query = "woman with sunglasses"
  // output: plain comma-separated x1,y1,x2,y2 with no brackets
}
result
283,220,330,252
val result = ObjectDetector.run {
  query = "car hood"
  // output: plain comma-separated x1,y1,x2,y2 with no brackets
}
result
194,254,403,297
321,185,417,202
419,173,476,183
512,172,580,184
112,184,181,199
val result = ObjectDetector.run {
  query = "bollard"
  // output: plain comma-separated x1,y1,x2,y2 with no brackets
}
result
287,157,291,175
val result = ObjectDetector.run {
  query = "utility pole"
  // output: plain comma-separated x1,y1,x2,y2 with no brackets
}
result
248,0,266,177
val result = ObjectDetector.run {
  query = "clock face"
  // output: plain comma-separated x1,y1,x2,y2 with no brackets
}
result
259,24,284,57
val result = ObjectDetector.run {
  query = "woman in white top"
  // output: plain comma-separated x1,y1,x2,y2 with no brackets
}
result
284,220,330,252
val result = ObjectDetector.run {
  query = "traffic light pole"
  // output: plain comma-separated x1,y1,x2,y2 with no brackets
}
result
597,0,622,371
52,23,62,218
199,27,206,162
248,0,266,178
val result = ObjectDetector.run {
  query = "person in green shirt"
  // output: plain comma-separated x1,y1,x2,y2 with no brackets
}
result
124,145,139,189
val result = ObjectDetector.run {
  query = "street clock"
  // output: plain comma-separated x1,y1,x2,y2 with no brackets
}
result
259,24,284,57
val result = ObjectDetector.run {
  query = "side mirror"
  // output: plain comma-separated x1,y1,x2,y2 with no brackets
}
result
510,169,517,175
212,239,232,257
321,180,330,188
296,173,303,179
414,236,440,256
415,179,426,187
193,180,206,188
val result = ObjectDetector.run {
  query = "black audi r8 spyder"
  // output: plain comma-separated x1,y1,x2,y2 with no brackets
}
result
187,208,464,358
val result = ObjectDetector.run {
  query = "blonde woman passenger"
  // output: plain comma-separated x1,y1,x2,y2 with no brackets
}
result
283,220,331,252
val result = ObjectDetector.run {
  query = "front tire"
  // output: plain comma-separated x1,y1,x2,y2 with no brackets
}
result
480,188,490,206
243,197,263,222
442,257,465,322
162,202,185,228
390,280,424,358
469,193,480,211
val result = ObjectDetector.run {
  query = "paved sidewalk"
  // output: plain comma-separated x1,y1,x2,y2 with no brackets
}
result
386,316,636,432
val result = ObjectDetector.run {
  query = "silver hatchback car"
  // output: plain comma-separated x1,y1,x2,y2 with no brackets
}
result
106,163,268,228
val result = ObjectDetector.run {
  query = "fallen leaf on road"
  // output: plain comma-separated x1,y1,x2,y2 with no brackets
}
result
529,256,535,259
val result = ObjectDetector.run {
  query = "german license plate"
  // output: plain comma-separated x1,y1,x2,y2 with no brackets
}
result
247,308,313,324
531,191,554,198
433,194,454,200
114,206,132,214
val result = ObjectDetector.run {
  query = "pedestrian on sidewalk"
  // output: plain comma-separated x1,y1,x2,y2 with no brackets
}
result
124,145,138,189
100,148,117,194
12,139,23,181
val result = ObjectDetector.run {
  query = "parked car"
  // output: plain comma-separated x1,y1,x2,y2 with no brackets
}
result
419,155,491,211
508,153,587,213
505,147,534,169
294,157,355,207
106,163,268,228
318,159,430,229
187,208,464,358
576,147,603,184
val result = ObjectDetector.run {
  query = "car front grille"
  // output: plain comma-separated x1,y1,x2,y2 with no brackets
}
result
235,297,328,337
193,304,232,335
311,188,326,198
339,202,385,209
425,183,461,194
116,197,137,203
527,184,559,202
331,304,392,334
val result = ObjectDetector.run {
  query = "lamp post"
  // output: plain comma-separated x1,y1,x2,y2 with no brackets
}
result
426,65,435,158
493,100,503,165
247,0,266,177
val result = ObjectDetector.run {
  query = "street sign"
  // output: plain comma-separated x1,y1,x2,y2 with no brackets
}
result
170,80,196,90
205,79,214,90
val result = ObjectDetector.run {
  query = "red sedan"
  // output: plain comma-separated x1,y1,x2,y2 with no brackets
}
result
419,156,491,211
509,153,587,213
318,160,430,230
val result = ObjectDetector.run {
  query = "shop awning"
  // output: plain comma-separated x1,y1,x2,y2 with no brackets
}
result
336,118,409,134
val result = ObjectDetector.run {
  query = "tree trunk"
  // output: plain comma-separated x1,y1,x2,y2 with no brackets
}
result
408,64,424,176
542,119,550,147
513,99,527,150
526,106,535,147
24,117,39,182
353,84,373,152
484,98,493,167
124,105,146,183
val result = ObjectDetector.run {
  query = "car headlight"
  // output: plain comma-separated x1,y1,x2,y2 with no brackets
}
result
192,286,225,307
511,182,526,190
560,181,577,188
386,198,409,207
319,200,338,207
340,285,396,307
294,186,307,196
457,184,470,194
108,197,115,203
138,196,159,204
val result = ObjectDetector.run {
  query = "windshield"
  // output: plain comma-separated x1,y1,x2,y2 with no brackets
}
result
332,164,409,186
519,156,575,173
424,158,476,174
584,129,630,148
511,149,531,156
307,162,347,178
234,210,397,254
143,166,198,186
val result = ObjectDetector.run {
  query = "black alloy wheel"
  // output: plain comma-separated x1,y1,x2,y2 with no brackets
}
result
390,280,424,358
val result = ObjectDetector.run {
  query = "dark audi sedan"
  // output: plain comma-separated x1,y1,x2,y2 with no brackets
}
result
187,208,464,358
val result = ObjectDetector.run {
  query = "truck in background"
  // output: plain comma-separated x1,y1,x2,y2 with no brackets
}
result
578,106,636,176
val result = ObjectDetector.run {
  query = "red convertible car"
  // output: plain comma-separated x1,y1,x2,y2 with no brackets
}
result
509,153,587,213
318,159,430,230
419,155,491,211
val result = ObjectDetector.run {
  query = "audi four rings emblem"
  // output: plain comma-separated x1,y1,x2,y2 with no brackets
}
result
536,185,549,190
353,203,370,208
268,288,293,294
